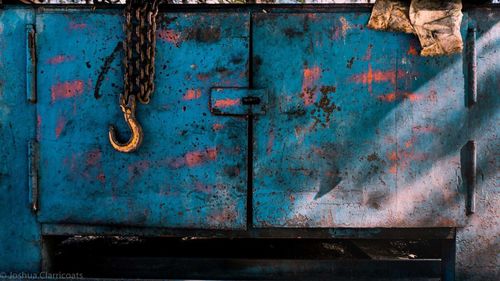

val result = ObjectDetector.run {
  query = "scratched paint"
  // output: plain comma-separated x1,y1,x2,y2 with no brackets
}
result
183,88,202,100
35,11,250,229
47,55,75,64
252,12,468,227
300,66,321,106
214,98,241,108
0,6,499,280
158,29,182,46
50,80,85,102
55,115,67,138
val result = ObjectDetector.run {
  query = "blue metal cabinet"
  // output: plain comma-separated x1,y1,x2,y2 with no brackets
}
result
35,11,250,229
252,12,468,227
0,5,499,278
0,8,477,231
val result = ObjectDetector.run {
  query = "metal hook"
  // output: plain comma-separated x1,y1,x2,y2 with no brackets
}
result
109,95,143,153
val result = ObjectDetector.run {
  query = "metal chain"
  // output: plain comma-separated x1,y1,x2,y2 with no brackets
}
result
123,0,159,105
109,0,160,153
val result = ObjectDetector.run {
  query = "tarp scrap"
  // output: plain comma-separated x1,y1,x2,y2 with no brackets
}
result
368,0,463,56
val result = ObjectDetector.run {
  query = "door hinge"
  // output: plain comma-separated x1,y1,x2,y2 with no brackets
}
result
26,24,37,104
28,140,39,213
210,88,268,116
461,140,476,215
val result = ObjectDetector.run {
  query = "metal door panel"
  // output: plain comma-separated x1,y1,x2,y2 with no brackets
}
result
392,35,467,226
37,11,249,229
0,7,41,270
252,12,467,227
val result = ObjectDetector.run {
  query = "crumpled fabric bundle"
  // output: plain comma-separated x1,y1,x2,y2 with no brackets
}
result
368,0,463,56
367,0,415,34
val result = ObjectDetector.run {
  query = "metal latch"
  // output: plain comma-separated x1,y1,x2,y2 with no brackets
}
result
210,88,268,116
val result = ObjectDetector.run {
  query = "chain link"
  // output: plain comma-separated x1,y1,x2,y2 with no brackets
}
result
122,0,159,105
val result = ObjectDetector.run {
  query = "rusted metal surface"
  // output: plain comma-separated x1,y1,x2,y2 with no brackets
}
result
35,10,250,228
0,4,498,280
252,12,468,228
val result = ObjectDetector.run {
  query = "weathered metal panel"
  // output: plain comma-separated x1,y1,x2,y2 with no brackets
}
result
36,11,250,229
252,12,468,227
0,7,41,271
456,8,500,281
0,5,498,279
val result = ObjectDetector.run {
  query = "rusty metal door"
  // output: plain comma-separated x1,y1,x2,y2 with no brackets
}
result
36,11,250,229
252,12,468,227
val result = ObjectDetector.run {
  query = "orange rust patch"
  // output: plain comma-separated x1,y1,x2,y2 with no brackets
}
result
407,45,418,56
339,17,351,38
405,136,417,149
306,13,317,20
215,98,240,108
363,44,373,61
212,123,224,131
197,73,210,81
389,164,397,174
183,89,201,100
351,65,400,85
301,66,321,106
97,172,106,184
388,151,398,161
51,80,85,102
158,29,182,46
69,22,87,30
47,55,75,65
378,92,397,102
55,116,67,139
377,92,422,103
331,17,351,41
403,93,423,102
185,148,218,167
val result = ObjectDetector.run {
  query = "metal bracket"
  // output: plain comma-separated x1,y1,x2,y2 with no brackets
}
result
210,88,268,116
28,140,39,213
26,24,37,103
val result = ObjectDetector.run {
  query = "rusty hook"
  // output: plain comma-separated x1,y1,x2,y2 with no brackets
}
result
109,95,143,153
